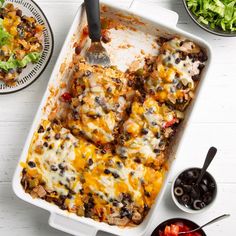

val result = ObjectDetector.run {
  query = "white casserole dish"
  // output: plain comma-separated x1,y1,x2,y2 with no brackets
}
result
12,1,212,236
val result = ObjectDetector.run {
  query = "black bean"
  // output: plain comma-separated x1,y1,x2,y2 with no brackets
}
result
120,207,132,219
104,169,110,174
134,157,141,163
88,158,93,166
49,144,53,150
58,163,64,170
112,172,119,178
192,74,200,81
180,41,184,46
38,125,44,133
84,70,92,76
43,142,48,147
156,132,161,139
115,161,122,168
55,133,60,140
144,191,151,197
112,200,119,207
50,165,58,171
28,161,36,168
107,87,112,93
101,149,106,154
175,58,181,64
151,121,157,126
141,128,148,135
153,148,160,154
198,63,205,70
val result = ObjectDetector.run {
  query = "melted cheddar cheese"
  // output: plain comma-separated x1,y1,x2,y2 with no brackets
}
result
21,36,207,227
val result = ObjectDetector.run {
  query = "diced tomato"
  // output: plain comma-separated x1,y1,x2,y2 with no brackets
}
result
159,223,201,236
61,92,72,102
164,118,177,128
163,224,179,236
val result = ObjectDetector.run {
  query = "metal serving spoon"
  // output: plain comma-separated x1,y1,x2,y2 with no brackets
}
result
188,146,217,200
84,0,111,66
178,214,230,235
196,146,217,186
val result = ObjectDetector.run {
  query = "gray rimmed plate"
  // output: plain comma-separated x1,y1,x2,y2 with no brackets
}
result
0,0,54,94
183,0,236,37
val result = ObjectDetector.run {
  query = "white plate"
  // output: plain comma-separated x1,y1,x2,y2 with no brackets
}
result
0,0,54,94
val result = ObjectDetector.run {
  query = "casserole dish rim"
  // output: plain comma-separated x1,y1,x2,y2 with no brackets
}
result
12,2,213,236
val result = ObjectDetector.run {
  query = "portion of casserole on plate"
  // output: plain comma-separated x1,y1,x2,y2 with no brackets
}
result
20,34,207,226
0,1,43,85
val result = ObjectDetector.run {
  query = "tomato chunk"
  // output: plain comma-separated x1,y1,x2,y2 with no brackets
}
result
61,92,72,102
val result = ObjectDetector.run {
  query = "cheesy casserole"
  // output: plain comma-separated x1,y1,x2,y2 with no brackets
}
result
21,37,207,227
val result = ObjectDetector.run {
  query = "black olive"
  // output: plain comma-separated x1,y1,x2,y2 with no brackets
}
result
28,161,36,168
174,187,184,196
182,184,192,193
208,181,216,191
175,178,182,186
199,183,208,193
192,169,199,179
190,187,200,199
193,199,205,210
181,194,191,205
203,193,213,204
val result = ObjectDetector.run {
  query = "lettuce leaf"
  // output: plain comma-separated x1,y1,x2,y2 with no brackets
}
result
0,19,12,46
0,52,41,71
0,0,5,8
187,0,236,31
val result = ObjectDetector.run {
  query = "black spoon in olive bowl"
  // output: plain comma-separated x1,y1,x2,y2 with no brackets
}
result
171,147,217,213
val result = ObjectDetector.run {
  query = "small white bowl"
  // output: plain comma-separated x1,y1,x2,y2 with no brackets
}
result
171,167,217,214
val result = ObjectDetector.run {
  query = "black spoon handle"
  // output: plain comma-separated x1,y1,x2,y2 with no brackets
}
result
196,146,217,185
84,0,101,42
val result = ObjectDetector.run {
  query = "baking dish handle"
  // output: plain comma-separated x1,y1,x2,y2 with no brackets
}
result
49,213,98,236
129,1,179,27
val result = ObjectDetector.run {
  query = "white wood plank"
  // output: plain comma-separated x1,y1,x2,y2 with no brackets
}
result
0,0,235,235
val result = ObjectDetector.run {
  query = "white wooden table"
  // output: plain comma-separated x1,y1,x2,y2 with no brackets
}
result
0,0,236,235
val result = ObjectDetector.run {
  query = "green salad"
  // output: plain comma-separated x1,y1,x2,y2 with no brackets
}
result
186,0,236,31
